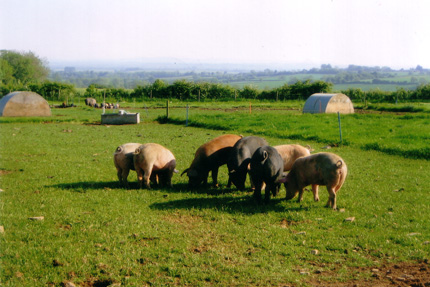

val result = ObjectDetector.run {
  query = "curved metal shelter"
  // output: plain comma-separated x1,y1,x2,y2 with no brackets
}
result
0,91,51,117
303,93,354,114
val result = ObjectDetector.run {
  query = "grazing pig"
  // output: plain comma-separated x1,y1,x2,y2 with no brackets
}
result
249,146,284,202
227,136,268,190
133,143,177,189
85,97,97,107
280,152,347,210
182,134,242,188
274,144,311,172
113,143,142,188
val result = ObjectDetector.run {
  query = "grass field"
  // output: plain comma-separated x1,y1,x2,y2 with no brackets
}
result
219,73,429,92
1,103,429,286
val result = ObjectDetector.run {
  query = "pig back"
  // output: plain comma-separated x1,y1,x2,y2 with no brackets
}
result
293,152,347,186
134,143,176,170
274,144,311,171
228,136,268,171
192,134,242,169
250,146,284,182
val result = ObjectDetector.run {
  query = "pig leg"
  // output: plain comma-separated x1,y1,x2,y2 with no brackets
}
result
150,173,158,186
272,183,280,197
249,174,255,190
297,188,305,202
265,183,276,203
166,168,175,188
312,184,320,201
136,167,144,189
211,168,219,187
116,168,123,186
156,171,165,187
157,168,174,188
325,186,337,210
144,170,153,189
252,179,264,202
121,168,131,188
142,163,153,189
227,174,232,188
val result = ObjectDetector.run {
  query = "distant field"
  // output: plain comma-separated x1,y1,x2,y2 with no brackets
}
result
216,75,426,92
333,83,419,92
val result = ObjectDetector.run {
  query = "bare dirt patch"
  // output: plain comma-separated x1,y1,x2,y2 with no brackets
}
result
306,261,430,287
162,212,204,227
0,169,13,175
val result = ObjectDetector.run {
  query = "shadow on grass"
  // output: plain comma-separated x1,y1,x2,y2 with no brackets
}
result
50,181,129,192
50,180,244,195
150,194,305,215
50,181,302,214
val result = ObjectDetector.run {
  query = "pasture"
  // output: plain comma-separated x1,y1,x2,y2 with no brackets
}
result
1,102,429,286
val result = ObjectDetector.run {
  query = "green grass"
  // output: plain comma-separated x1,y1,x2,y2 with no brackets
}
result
162,105,430,160
1,104,429,286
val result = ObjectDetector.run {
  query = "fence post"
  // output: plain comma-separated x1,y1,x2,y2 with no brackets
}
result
103,90,106,114
338,112,343,144
166,100,169,119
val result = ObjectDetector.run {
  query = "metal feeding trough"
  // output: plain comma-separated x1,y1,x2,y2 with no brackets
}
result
101,110,140,125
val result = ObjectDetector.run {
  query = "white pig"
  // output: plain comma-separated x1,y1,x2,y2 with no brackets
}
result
133,143,177,189
113,143,142,188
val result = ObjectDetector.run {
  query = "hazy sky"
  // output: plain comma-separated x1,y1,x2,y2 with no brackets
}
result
1,0,429,69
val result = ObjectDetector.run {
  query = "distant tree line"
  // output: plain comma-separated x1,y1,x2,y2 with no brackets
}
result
49,63,430,89
1,50,429,103
342,85,430,102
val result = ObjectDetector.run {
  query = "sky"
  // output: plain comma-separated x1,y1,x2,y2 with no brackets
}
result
1,0,430,70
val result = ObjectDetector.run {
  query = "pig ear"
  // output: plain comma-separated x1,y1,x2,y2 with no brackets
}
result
134,148,141,154
263,150,268,160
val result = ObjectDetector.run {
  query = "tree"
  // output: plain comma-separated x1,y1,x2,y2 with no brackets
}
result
0,58,14,85
0,50,49,85
240,85,260,99
169,80,193,100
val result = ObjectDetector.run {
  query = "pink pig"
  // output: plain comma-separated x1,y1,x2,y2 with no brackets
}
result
133,143,177,189
113,143,142,188
274,144,311,172
279,152,347,210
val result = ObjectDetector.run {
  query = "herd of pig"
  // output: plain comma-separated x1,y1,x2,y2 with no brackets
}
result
114,134,348,209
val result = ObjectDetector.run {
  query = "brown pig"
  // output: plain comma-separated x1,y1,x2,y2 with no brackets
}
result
133,143,177,189
182,134,242,187
274,144,311,172
113,143,142,188
279,152,347,210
